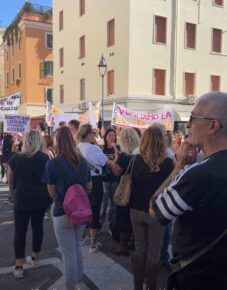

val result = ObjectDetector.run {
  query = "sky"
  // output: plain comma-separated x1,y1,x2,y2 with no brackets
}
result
0,0,52,27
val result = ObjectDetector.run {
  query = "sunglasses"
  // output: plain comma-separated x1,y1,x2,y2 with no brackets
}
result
189,114,223,128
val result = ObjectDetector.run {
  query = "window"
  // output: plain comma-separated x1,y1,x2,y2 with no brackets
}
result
59,48,64,67
60,85,64,103
11,44,14,57
210,75,220,91
12,67,15,83
18,37,21,51
185,23,196,49
6,72,9,85
59,10,63,31
154,16,167,44
41,60,53,77
212,28,222,53
6,50,9,61
184,72,195,96
213,0,223,7
79,36,85,58
107,70,114,95
45,88,53,103
80,79,85,100
18,63,22,79
46,33,53,49
153,69,166,95
107,19,115,47
79,0,85,16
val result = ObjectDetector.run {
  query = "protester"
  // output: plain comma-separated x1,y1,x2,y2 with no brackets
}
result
129,124,174,290
37,121,48,136
43,135,55,159
68,119,80,142
77,124,108,253
109,127,140,256
100,128,119,233
150,91,227,290
59,121,66,128
7,130,50,279
45,126,91,290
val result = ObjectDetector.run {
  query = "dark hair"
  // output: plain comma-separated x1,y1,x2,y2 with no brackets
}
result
55,127,80,167
38,121,47,132
104,128,116,147
44,135,54,148
68,119,80,129
59,121,66,127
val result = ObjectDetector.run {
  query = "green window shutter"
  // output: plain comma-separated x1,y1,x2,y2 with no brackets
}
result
47,88,53,103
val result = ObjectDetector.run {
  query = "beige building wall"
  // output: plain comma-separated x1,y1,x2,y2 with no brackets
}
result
53,0,227,120
0,28,5,98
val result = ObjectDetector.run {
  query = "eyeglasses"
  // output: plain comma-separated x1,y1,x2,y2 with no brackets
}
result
189,114,223,128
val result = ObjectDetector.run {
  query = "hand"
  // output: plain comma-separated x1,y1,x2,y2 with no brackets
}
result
176,142,197,167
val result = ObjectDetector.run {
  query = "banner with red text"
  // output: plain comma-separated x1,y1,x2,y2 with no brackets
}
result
111,103,175,130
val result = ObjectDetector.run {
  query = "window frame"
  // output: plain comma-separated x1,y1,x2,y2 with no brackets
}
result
79,35,85,58
107,70,115,95
59,48,64,67
153,15,167,45
80,78,85,100
60,84,64,103
185,22,196,50
211,28,222,53
59,10,63,31
12,67,15,83
107,19,115,47
18,62,22,79
210,75,221,91
79,0,85,16
153,68,166,96
45,32,53,49
183,72,196,96
212,0,224,7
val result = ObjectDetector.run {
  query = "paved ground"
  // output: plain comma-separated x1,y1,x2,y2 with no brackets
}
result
0,184,168,290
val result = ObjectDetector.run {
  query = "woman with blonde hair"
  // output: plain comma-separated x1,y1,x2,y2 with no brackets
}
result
129,124,173,290
109,127,140,256
7,130,51,279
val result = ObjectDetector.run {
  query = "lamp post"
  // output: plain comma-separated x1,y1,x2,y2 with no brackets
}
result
98,54,107,128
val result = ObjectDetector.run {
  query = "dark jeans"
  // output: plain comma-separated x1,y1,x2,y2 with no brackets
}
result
14,207,46,259
161,222,172,262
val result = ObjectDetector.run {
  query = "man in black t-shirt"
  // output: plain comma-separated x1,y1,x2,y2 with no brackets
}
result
150,92,227,290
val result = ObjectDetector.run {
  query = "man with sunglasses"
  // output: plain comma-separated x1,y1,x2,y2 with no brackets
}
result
150,91,227,290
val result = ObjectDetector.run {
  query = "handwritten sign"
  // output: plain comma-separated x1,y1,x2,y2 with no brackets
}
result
0,92,21,115
111,103,175,130
4,115,30,133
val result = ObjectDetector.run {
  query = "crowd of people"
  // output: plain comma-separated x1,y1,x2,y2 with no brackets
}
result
2,91,227,290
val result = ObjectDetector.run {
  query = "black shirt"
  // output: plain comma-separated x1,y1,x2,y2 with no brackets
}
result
117,152,132,175
130,155,173,212
8,151,50,211
102,145,120,182
152,150,227,263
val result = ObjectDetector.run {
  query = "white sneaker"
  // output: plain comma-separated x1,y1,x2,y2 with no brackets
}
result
13,267,23,279
26,256,36,266
89,242,103,254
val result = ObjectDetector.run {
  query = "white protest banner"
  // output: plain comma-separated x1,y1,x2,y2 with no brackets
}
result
4,115,30,133
79,102,100,126
0,92,21,115
111,103,175,130
52,112,79,130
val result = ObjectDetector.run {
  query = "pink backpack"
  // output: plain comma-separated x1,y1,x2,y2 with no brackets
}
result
63,184,92,226
54,159,92,226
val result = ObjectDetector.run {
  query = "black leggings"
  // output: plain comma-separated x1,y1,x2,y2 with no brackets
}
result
14,207,46,259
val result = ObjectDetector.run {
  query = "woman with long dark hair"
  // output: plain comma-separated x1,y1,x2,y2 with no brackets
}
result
130,124,173,290
45,127,92,290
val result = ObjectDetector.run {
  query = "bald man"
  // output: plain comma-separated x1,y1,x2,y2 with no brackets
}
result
150,92,227,290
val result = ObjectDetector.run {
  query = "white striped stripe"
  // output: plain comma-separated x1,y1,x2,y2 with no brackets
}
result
155,196,175,220
164,192,184,215
168,187,193,211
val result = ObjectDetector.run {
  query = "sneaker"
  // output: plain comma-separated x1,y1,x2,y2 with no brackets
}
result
13,266,23,279
80,235,90,246
89,242,103,254
26,256,37,266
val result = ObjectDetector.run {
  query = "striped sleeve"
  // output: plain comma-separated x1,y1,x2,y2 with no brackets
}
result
152,162,206,225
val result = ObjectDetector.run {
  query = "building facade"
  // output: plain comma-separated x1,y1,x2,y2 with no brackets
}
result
53,0,227,120
0,27,5,98
2,3,53,116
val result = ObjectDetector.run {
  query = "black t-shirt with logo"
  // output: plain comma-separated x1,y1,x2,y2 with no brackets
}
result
130,154,173,212
152,150,227,262
102,145,120,182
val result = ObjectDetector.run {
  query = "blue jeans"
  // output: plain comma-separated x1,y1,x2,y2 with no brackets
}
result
53,215,85,290
100,181,117,226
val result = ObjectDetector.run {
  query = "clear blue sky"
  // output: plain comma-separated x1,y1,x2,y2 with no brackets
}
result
0,0,52,27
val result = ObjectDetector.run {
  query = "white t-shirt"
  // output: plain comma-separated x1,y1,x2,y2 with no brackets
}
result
78,142,107,176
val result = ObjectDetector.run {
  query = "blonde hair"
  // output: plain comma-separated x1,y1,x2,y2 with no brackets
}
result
22,130,43,156
140,124,167,172
119,128,140,154
77,124,93,143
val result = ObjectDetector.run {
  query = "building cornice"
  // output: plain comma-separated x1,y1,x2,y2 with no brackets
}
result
18,20,52,31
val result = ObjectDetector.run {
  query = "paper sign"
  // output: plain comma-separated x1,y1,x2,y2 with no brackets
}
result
4,115,30,133
0,92,21,115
